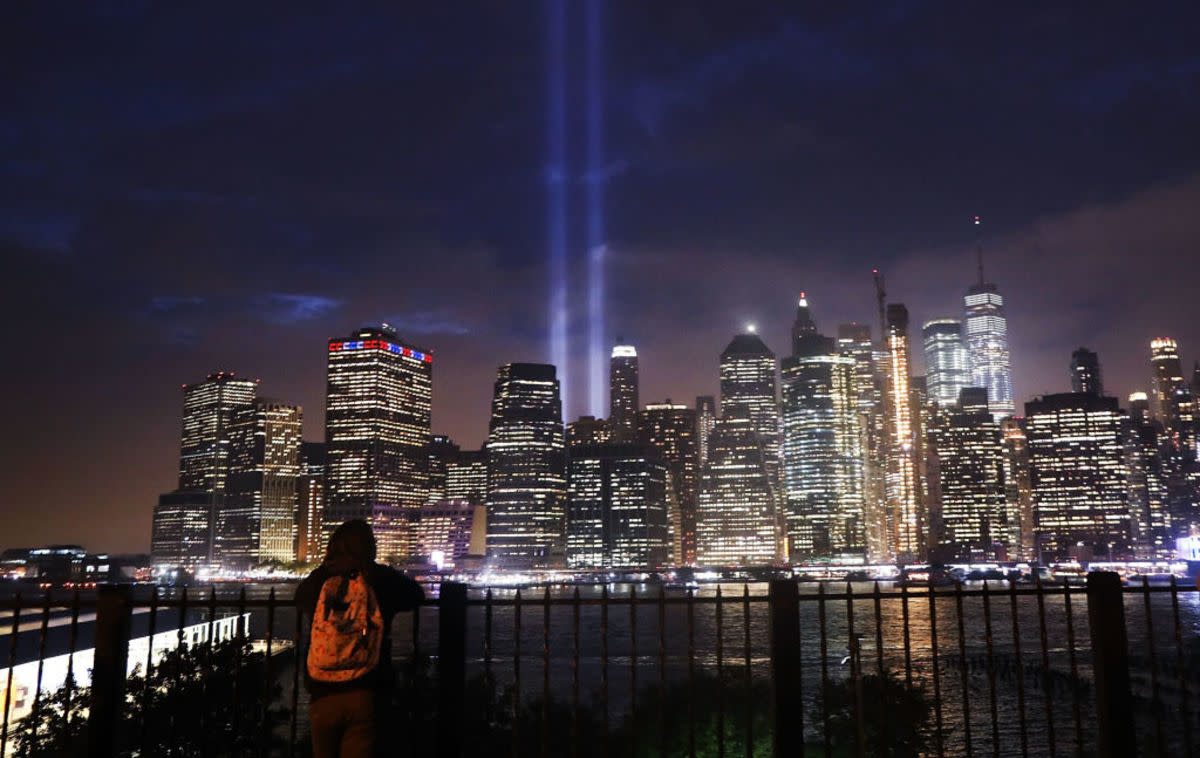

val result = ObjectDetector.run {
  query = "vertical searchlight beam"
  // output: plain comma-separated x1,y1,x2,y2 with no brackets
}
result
546,0,569,415
586,0,606,418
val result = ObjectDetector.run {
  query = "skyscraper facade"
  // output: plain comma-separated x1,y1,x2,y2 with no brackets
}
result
781,300,864,560
838,322,889,562
883,305,925,560
1000,417,1035,560
1070,347,1103,396
178,371,259,492
152,371,258,570
445,447,488,506
922,319,970,408
695,416,783,566
566,443,671,569
323,325,433,562
609,343,639,443
963,280,1015,419
1150,337,1197,457
1026,393,1129,560
485,363,567,567
151,491,212,571
927,402,1005,559
695,395,716,467
638,402,700,565
719,332,781,496
1124,394,1170,557
295,441,326,563
219,400,302,569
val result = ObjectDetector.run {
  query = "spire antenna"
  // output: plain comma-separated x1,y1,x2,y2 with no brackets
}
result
974,215,985,286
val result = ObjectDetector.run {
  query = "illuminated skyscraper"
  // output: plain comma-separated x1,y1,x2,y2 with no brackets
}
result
883,304,925,560
1000,417,1035,560
567,415,612,447
1026,392,1129,560
696,395,716,467
485,363,567,567
1150,337,1197,457
566,443,670,569
324,325,433,562
152,371,258,570
295,442,326,563
445,447,487,506
219,401,302,569
1070,347,1103,396
790,293,817,355
425,435,459,505
179,371,259,492
1124,393,1169,557
695,416,783,566
609,342,639,442
781,299,864,560
719,331,781,496
927,399,1005,559
638,401,699,565
963,267,1015,419
838,322,888,561
922,319,970,408
151,491,212,571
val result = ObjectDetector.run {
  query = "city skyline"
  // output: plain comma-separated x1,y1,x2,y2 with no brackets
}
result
5,4,1200,553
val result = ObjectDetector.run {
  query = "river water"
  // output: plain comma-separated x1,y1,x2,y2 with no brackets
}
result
3,580,1198,756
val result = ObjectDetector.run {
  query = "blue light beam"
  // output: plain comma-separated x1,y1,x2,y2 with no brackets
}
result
546,0,569,415
586,0,606,419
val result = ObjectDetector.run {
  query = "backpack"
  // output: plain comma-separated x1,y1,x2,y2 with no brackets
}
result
306,571,384,683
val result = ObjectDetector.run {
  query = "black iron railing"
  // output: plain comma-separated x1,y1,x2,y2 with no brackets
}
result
1,573,1197,757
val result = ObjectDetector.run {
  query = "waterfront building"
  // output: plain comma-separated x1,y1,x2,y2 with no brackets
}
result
218,400,302,569
1025,392,1129,560
1070,347,1103,396
695,416,783,566
566,443,671,569
425,435,459,505
295,442,326,564
567,415,612,447
780,299,864,560
963,273,1015,419
610,342,640,442
927,394,1006,559
882,304,925,560
719,331,781,498
638,401,700,565
923,319,970,408
323,325,433,562
151,491,212,571
485,363,567,568
696,395,716,467
152,371,258,569
415,499,485,569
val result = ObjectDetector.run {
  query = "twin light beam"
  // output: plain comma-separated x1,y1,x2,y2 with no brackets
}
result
547,0,607,421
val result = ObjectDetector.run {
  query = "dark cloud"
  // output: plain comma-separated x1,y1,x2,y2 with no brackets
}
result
2,3,1200,553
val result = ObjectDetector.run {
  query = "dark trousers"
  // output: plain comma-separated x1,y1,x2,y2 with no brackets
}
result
310,689,376,758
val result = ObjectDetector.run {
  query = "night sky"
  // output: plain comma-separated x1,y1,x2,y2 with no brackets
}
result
4,3,1200,554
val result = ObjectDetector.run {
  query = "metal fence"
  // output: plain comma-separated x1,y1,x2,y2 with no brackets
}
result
1,573,1197,757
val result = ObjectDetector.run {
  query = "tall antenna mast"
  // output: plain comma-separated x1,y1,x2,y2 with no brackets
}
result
974,215,984,286
873,268,887,345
